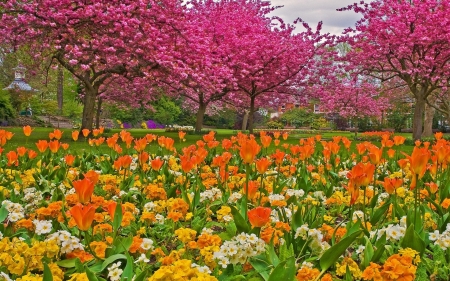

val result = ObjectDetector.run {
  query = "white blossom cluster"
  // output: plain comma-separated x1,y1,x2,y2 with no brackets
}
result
270,207,292,223
227,192,242,204
268,194,285,203
108,262,123,281
23,187,44,210
46,230,84,254
370,223,406,242
143,201,156,212
191,263,212,274
429,223,450,250
200,188,222,202
2,200,24,222
294,224,330,255
213,233,265,268
33,219,52,235
285,189,305,198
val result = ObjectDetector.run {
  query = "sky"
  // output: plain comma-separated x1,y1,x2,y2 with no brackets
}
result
269,0,362,35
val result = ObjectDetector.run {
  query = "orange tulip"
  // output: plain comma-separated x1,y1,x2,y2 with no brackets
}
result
69,204,96,231
203,131,216,143
16,146,27,157
255,157,272,174
120,155,133,169
92,129,101,137
247,207,271,228
425,182,439,194
435,132,443,140
178,131,186,141
36,140,48,153
134,138,147,152
346,162,376,203
273,131,281,139
383,178,403,194
106,201,125,221
244,181,259,199
274,139,280,147
222,139,233,150
49,140,60,153
65,154,75,166
367,145,383,165
107,135,118,148
239,138,261,164
6,151,18,166
356,143,367,155
49,129,63,140
151,158,164,171
82,129,90,138
393,136,406,146
28,150,38,159
271,149,285,165
282,132,288,140
72,131,80,141
61,143,70,150
260,135,272,148
180,154,196,173
405,147,430,179
341,137,352,150
138,152,149,166
84,170,99,185
73,178,95,204
387,149,396,158
23,125,32,137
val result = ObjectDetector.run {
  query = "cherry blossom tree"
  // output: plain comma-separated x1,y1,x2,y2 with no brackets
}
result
229,17,327,133
0,0,187,131
339,0,450,140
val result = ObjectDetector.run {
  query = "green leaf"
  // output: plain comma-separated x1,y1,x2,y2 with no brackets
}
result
267,256,296,281
100,254,127,272
267,241,280,267
0,206,8,222
292,206,303,230
363,237,374,268
56,259,77,268
370,200,391,225
112,202,123,236
230,205,250,233
401,224,425,255
218,264,234,281
113,236,133,254
121,254,133,281
133,269,148,281
320,230,362,272
85,266,99,281
43,263,53,281
372,233,386,263
250,257,271,281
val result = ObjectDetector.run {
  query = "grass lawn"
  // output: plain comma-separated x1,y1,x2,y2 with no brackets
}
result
1,127,420,155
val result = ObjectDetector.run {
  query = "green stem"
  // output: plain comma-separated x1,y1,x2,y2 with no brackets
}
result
244,163,250,221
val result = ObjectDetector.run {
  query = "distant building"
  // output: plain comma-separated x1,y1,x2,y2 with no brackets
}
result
3,65,36,92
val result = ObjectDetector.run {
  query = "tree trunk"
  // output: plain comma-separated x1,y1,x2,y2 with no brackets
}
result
412,96,426,140
248,96,256,134
95,97,102,129
57,67,64,114
81,88,97,132
195,102,207,134
241,110,249,131
422,99,436,137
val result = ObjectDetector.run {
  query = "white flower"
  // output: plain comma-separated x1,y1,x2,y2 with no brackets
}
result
140,238,154,251
0,272,13,281
135,254,150,263
429,230,440,241
155,214,165,224
33,219,53,235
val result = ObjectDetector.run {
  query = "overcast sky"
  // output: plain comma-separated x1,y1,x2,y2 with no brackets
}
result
269,0,362,35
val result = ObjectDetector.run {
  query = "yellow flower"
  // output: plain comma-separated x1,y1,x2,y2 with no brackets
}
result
175,228,197,244
336,257,362,279
68,273,89,281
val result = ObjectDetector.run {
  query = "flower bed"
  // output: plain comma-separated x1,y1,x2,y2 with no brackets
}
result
0,128,449,281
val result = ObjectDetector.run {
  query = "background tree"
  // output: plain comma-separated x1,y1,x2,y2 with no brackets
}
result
339,0,450,140
0,0,187,132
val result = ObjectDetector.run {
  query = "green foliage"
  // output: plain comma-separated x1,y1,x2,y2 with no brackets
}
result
280,108,315,127
266,120,284,129
204,108,237,129
151,96,181,125
0,92,16,120
387,103,411,132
